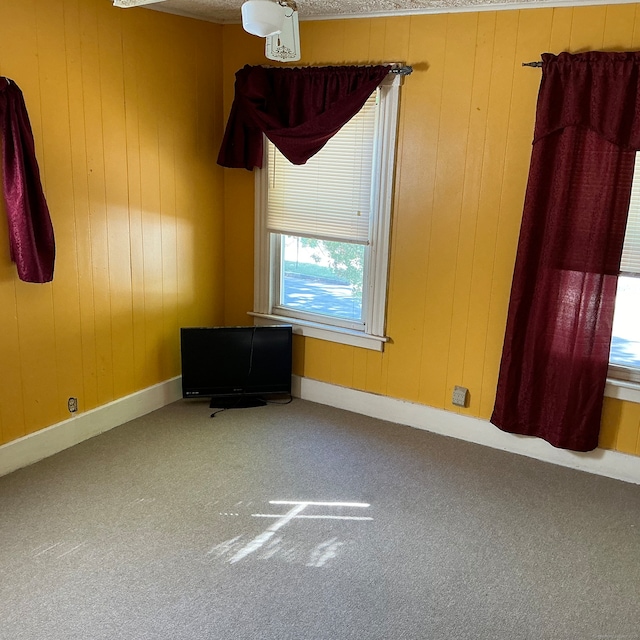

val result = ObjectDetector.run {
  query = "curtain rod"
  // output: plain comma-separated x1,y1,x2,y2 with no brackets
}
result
390,65,413,75
522,61,542,68
260,64,413,74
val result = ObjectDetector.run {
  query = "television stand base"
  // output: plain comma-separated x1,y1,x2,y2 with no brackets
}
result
209,397,267,410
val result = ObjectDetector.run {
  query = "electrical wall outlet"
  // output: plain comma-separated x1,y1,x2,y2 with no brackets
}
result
68,397,78,413
452,386,469,408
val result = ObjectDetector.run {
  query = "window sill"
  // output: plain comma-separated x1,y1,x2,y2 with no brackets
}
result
249,312,388,352
605,377,640,404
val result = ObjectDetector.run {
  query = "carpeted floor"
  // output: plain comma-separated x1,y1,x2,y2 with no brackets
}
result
0,398,638,640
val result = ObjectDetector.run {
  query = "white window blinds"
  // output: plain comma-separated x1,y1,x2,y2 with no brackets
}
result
622,154,640,274
266,91,377,244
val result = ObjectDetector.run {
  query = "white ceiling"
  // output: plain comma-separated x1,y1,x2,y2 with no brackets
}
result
143,0,626,24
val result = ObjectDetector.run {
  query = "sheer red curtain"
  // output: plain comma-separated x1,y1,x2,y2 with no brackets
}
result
0,77,55,283
491,52,640,451
217,64,390,170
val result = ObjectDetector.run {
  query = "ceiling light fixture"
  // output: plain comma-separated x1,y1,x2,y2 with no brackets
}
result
241,0,287,37
242,1,300,62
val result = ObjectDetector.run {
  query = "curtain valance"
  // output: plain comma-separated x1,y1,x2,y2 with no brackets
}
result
217,64,390,170
535,51,640,149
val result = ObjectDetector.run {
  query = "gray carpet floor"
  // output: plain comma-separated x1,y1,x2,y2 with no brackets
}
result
0,398,639,640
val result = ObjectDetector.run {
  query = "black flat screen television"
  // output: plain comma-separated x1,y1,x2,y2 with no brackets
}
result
180,325,292,408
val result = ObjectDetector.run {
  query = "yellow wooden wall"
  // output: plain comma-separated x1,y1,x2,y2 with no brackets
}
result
0,0,225,445
1,1,637,458
221,5,640,456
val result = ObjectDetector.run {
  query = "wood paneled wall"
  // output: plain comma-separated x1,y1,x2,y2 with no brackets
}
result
1,0,637,458
0,0,225,444
221,5,640,456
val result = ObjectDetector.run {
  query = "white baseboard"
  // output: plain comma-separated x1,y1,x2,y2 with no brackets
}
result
3,375,637,485
292,375,640,486
0,377,183,478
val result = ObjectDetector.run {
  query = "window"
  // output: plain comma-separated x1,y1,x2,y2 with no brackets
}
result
252,73,401,351
609,154,640,383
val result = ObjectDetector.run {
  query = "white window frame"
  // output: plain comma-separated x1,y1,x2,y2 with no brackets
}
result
606,154,640,403
250,73,402,352
606,277,640,402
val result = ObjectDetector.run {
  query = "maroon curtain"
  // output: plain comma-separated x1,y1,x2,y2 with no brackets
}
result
217,64,390,170
491,52,640,451
0,77,55,283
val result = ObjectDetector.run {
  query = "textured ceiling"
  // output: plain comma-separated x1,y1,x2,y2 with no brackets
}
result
144,0,612,23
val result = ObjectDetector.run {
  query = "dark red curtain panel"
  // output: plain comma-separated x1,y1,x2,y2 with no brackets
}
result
0,77,55,283
491,52,640,451
217,64,390,170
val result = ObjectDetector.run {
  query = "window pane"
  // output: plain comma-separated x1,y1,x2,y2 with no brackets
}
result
621,154,640,273
280,235,364,321
610,275,640,368
266,93,376,244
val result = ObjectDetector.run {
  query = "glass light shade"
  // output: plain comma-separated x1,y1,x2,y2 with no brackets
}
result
241,1,285,38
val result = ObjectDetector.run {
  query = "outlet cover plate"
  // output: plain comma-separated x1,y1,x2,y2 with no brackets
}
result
452,386,468,407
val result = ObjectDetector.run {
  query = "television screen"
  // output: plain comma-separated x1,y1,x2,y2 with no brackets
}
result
180,325,292,407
